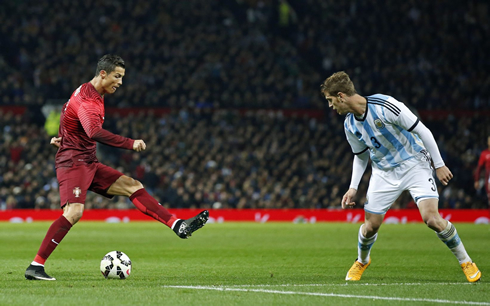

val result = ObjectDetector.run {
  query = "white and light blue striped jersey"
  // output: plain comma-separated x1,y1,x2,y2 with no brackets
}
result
344,94,426,170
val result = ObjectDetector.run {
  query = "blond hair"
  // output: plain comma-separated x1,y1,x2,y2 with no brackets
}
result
320,71,357,97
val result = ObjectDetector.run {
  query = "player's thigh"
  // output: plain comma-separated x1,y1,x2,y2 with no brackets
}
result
417,197,439,220
364,171,401,214
418,198,447,231
57,164,97,207
405,163,439,206
89,163,130,197
106,175,143,197
62,202,85,224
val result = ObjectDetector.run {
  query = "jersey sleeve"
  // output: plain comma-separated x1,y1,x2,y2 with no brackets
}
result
411,122,445,168
58,103,66,137
78,99,134,150
78,100,104,138
349,150,369,190
344,119,368,155
383,99,419,131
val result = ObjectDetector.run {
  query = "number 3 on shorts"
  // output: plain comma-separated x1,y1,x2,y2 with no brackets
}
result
428,178,436,191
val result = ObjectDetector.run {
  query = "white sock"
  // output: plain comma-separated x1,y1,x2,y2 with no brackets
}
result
436,221,471,264
358,224,377,265
31,261,44,267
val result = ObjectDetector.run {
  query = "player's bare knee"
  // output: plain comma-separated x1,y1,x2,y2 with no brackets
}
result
63,207,84,225
128,178,143,191
70,212,83,224
123,178,144,196
132,179,144,189
363,223,380,237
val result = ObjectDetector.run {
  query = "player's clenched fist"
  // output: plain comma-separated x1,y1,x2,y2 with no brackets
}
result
133,139,146,152
50,137,61,148
435,165,453,186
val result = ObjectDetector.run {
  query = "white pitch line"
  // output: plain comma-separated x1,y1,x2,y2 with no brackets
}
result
163,285,490,305
227,282,475,287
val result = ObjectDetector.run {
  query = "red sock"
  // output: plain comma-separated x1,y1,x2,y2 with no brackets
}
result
34,215,73,265
129,189,178,228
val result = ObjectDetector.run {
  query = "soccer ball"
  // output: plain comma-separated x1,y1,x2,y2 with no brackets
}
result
100,251,132,279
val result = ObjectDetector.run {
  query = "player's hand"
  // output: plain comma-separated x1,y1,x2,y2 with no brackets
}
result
474,181,480,190
435,166,453,186
133,139,146,152
341,188,357,209
50,137,61,148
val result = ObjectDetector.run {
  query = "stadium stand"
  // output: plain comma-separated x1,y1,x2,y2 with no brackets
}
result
0,0,489,209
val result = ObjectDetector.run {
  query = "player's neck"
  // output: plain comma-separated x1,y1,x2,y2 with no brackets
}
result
350,94,367,117
90,78,105,96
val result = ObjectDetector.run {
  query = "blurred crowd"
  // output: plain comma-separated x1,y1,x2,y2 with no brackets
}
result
0,106,488,210
283,0,490,110
1,0,489,110
0,0,489,210
0,0,319,109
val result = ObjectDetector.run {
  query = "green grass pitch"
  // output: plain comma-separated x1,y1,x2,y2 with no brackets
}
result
0,221,488,305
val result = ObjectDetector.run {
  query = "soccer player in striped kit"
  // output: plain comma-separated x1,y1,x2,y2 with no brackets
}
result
320,71,481,282
25,54,209,281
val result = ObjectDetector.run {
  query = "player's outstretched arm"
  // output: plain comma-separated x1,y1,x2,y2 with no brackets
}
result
343,151,369,209
50,137,61,148
133,139,146,152
435,165,453,186
89,128,134,150
411,122,445,168
79,104,134,150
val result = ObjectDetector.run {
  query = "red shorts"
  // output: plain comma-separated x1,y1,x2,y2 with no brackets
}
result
57,163,124,207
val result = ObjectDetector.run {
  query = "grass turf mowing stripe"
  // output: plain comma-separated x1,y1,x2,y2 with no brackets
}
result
163,285,490,305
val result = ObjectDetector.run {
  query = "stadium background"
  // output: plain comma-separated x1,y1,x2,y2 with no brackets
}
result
0,0,489,212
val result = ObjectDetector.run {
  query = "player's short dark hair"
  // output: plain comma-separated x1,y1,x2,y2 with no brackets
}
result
95,54,125,76
320,71,357,97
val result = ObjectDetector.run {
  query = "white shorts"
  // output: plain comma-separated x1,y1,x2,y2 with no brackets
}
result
364,155,439,214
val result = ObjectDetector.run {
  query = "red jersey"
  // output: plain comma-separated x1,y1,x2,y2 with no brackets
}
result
55,82,134,168
475,149,490,182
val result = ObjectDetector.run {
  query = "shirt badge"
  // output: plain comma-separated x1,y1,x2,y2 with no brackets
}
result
374,119,385,129
73,187,82,198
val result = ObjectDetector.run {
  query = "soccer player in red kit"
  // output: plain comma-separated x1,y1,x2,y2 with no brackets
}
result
25,54,209,281
475,136,490,206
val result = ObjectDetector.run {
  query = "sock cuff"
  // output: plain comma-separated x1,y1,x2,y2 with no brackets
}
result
33,255,46,265
60,215,73,229
358,224,377,242
171,219,182,230
129,188,146,202
359,233,377,244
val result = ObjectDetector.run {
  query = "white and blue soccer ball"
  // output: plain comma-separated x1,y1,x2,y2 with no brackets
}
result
100,251,132,279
